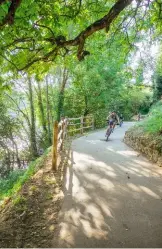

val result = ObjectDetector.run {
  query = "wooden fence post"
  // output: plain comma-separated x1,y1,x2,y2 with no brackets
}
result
52,121,58,171
81,116,84,134
64,118,68,139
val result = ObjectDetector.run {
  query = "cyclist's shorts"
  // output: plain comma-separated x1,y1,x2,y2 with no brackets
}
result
109,119,114,125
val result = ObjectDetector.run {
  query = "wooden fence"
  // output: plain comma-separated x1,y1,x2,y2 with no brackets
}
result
52,115,94,171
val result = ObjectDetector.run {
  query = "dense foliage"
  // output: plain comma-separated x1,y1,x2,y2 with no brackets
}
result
0,0,161,73
137,101,162,135
0,148,50,201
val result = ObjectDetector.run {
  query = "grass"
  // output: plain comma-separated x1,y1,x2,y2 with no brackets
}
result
136,101,162,135
0,147,51,202
13,195,26,206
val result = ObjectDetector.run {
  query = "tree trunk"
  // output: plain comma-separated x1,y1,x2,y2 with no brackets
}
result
0,141,12,176
11,136,21,168
27,77,38,158
46,75,52,144
36,81,47,134
57,67,68,121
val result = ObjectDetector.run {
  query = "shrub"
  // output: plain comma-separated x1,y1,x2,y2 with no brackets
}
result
137,101,162,135
0,147,50,201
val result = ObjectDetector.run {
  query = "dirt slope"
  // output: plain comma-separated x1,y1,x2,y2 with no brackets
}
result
0,152,64,248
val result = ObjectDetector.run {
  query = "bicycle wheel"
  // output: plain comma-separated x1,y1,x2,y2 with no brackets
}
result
106,127,112,141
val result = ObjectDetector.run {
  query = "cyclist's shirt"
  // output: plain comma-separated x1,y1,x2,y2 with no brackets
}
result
107,113,118,124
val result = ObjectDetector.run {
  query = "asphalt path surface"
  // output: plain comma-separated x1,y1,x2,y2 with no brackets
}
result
54,122,162,248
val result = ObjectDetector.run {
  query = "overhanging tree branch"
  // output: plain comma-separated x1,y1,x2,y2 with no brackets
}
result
63,0,133,60
0,0,22,27
3,0,155,71
17,0,133,70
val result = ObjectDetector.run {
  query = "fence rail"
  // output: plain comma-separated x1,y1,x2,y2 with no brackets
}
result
52,115,94,171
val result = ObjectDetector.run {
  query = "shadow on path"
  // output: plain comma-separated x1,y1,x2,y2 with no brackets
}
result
53,123,162,248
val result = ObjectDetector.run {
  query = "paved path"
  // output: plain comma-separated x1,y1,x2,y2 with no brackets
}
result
55,122,162,247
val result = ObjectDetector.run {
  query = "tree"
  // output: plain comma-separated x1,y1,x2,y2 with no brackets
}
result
56,67,68,121
35,80,47,135
45,75,52,145
153,47,162,102
0,97,20,177
0,0,160,73
153,74,162,102
27,77,38,158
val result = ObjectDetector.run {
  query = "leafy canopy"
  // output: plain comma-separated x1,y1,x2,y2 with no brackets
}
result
0,0,161,74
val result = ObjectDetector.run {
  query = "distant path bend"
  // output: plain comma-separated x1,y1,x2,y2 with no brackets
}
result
54,122,162,248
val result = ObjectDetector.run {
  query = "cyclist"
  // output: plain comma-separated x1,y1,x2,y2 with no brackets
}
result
119,113,124,127
106,111,119,134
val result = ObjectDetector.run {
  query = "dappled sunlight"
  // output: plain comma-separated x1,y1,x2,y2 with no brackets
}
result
73,151,117,177
98,163,115,171
98,178,115,190
82,172,101,182
103,170,117,178
84,139,98,145
116,150,138,157
140,186,161,199
60,222,76,246
86,203,106,221
129,167,150,177
98,200,114,219
58,188,113,246
133,159,150,167
56,124,162,247
105,146,114,152
113,162,156,179
127,183,141,192
80,218,108,239
113,162,138,174
68,209,81,227
74,187,92,202
73,151,94,161
106,147,138,158
65,166,79,192
127,183,161,200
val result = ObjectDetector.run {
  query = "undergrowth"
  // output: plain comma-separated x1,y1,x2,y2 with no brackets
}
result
136,101,162,135
0,147,51,202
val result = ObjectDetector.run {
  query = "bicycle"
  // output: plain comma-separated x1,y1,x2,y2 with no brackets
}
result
119,119,123,127
105,120,114,141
